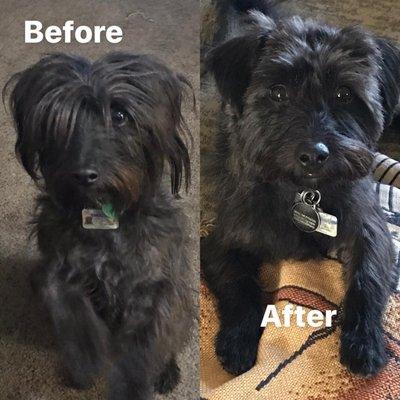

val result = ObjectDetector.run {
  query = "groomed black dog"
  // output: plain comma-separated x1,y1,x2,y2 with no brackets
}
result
202,0,400,377
5,52,193,400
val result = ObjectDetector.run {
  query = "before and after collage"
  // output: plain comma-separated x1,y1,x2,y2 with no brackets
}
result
1,1,400,399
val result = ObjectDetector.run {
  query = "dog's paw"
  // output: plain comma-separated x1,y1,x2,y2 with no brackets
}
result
62,367,96,390
216,324,261,376
340,329,388,376
61,343,104,390
154,359,180,394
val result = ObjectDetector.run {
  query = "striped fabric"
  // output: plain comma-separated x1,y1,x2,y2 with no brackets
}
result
376,182,400,292
373,153,400,188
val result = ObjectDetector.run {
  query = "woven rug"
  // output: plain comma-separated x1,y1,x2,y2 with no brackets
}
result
200,182,400,400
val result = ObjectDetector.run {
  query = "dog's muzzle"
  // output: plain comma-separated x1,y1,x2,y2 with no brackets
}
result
71,168,99,187
297,142,330,175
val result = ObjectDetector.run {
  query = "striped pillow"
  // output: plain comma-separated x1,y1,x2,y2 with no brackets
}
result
373,153,400,188
376,182,400,290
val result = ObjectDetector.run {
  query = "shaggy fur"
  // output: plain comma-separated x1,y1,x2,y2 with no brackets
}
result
4,52,193,400
202,0,400,377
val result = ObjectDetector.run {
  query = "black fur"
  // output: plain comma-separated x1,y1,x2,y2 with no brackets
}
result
203,0,400,377
4,52,193,400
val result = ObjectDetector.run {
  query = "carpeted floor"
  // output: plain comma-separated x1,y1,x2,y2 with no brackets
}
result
0,1,199,399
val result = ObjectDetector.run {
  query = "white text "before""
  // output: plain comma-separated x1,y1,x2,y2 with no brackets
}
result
25,21,123,44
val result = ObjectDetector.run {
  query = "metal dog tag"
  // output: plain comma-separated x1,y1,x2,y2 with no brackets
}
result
292,201,321,232
315,211,337,237
291,189,337,237
82,209,119,230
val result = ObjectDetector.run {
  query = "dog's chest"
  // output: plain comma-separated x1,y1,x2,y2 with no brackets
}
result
78,242,127,317
236,188,335,258
65,230,156,326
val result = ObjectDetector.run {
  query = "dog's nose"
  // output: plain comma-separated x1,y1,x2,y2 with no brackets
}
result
298,142,330,169
72,169,99,186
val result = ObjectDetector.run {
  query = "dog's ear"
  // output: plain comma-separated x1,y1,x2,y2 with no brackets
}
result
376,38,400,127
3,68,43,180
206,33,267,114
3,54,84,181
102,52,193,195
149,71,192,196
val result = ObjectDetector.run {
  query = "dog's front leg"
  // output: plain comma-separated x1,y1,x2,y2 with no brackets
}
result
40,262,109,389
108,346,156,400
108,282,177,400
202,237,264,375
108,333,178,400
339,209,394,376
109,342,180,400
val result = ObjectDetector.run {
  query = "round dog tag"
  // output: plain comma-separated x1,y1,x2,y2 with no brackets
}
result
291,202,320,233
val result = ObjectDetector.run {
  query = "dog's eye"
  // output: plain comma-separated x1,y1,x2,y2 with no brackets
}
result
269,84,289,102
335,86,353,104
111,110,128,126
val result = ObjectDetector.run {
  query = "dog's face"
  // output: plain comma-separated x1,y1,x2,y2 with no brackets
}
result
6,53,191,212
208,15,400,186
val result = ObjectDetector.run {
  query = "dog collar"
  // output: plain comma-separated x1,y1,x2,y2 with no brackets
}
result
291,189,337,237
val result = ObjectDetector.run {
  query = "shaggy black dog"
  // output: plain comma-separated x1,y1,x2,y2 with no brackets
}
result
202,0,400,377
5,52,193,400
